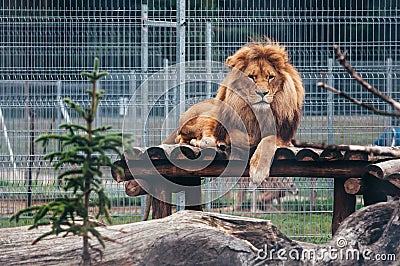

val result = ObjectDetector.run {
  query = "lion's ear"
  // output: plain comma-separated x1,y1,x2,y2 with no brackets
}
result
226,55,246,70
226,56,235,67
226,47,250,69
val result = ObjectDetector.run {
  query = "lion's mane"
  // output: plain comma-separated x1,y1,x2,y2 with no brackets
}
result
214,40,304,147
165,40,304,149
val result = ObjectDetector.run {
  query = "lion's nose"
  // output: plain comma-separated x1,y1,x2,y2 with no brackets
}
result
256,90,269,97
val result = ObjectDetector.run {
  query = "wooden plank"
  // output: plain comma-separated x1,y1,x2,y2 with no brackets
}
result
151,188,172,219
362,176,388,206
332,178,356,235
367,159,400,181
112,159,370,183
274,147,296,160
126,144,400,162
183,177,203,211
145,146,168,160
344,151,370,161
387,175,400,189
295,148,319,161
170,145,201,159
292,140,400,158
197,147,227,160
320,149,343,160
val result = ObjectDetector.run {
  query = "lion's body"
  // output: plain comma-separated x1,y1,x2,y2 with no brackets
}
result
164,40,305,185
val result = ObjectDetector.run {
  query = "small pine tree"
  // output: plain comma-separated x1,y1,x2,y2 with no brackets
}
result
11,58,130,265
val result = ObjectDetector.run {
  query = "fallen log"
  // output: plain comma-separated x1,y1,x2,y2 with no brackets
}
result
0,200,399,265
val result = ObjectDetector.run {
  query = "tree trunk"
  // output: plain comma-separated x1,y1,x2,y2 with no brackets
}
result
0,200,399,265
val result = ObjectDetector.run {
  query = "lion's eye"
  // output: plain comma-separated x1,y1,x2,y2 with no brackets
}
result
268,75,275,82
248,75,255,81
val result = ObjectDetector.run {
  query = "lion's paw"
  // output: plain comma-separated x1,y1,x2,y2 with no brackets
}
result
249,165,270,189
189,137,216,148
199,137,216,148
189,139,198,146
175,134,184,144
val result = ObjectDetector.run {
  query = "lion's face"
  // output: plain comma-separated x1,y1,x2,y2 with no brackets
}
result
217,40,304,145
224,42,294,113
241,59,283,109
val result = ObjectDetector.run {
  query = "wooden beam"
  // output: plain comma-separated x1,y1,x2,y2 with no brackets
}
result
367,159,400,190
332,178,356,235
183,177,202,211
151,188,172,219
362,177,388,206
368,159,400,180
112,159,370,183
292,140,400,158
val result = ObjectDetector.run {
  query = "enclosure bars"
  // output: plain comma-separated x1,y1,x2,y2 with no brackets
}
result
0,106,16,175
140,2,217,213
386,58,393,127
176,0,186,211
327,58,334,145
141,4,149,147
24,82,34,207
141,1,189,213
204,22,213,212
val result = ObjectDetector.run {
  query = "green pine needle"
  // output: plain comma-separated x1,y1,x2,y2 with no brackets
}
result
10,58,132,264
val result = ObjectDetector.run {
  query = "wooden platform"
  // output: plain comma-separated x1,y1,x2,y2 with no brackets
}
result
112,144,400,235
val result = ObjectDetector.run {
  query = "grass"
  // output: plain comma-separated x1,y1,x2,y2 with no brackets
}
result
1,189,348,244
269,213,332,243
1,210,332,244
0,213,143,228
1,180,339,244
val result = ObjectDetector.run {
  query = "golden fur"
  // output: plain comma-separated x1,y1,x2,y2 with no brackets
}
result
164,40,304,185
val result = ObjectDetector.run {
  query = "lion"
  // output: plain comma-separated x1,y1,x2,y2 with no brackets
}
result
126,40,304,217
163,40,304,187
164,39,305,185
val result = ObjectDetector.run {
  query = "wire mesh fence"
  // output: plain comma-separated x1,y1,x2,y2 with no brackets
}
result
0,1,399,243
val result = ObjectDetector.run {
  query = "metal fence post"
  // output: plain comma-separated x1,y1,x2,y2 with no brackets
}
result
205,22,213,211
164,58,170,140
177,0,186,116
205,22,212,98
141,4,149,147
56,81,62,128
140,4,149,219
327,58,334,145
176,191,185,211
24,82,33,207
386,58,393,127
129,70,137,148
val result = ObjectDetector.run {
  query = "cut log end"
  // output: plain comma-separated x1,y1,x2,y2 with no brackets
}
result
344,178,365,195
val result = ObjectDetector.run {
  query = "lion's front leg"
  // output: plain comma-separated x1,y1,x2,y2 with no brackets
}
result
189,136,217,148
249,135,277,188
